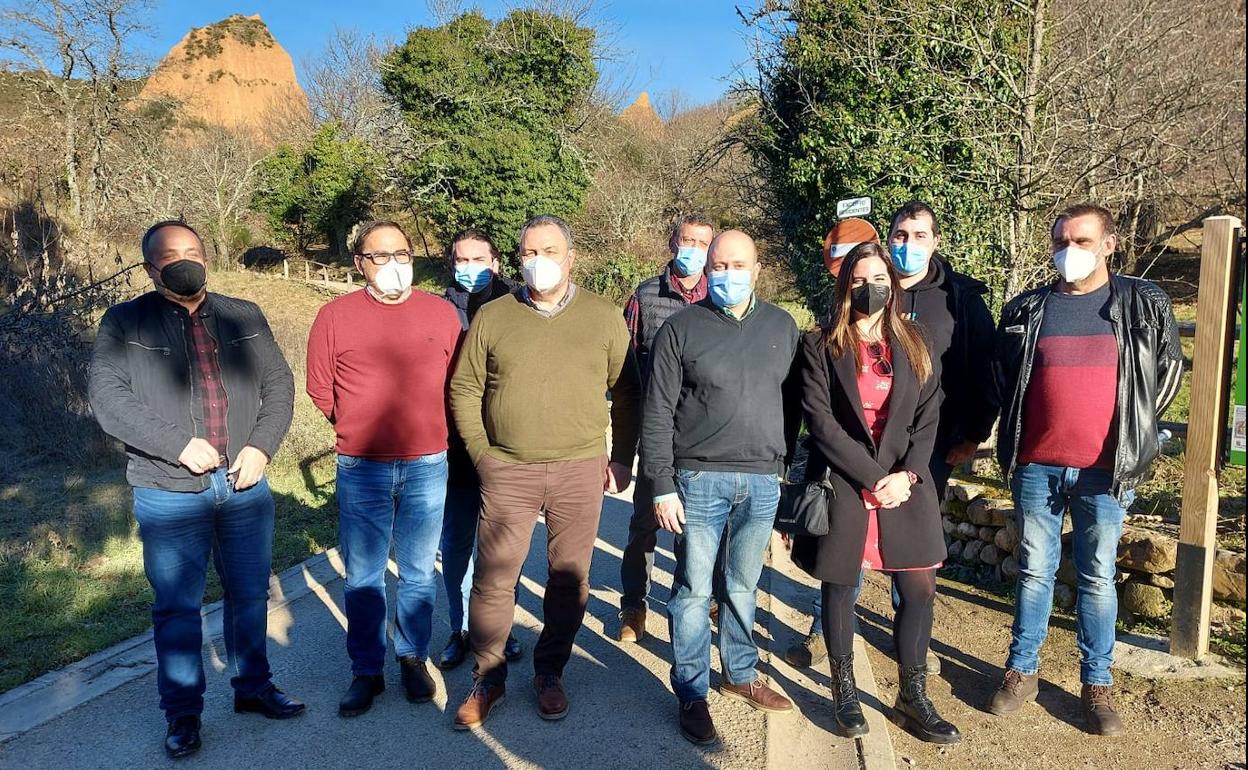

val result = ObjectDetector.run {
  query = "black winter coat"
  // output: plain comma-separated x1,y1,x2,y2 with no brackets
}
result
791,330,946,586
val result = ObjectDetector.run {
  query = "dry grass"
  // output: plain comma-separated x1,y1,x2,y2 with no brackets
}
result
0,270,341,692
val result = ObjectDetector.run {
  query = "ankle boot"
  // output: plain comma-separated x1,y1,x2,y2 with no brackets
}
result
827,653,868,737
893,664,961,744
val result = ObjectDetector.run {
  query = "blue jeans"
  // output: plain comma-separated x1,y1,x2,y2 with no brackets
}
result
439,483,518,633
668,469,780,702
132,469,274,721
1007,463,1129,685
337,452,447,673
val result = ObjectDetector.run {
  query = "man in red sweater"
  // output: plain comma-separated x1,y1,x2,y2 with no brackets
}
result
306,221,463,718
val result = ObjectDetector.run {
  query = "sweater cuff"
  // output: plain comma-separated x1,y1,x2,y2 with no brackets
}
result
653,492,679,504
651,474,677,497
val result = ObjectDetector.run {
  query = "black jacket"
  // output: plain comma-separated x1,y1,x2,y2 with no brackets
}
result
791,330,946,585
899,257,999,455
88,291,295,492
444,272,520,329
993,274,1183,497
443,273,519,487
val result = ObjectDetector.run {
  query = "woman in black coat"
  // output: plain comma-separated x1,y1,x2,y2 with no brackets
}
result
791,242,960,744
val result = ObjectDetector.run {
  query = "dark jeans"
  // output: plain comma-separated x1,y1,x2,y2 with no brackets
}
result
132,469,275,721
337,451,448,674
619,475,657,611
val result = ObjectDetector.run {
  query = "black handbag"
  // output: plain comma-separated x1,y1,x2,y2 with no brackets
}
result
774,469,834,537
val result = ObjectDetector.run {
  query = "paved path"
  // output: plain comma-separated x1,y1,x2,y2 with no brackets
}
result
0,489,877,770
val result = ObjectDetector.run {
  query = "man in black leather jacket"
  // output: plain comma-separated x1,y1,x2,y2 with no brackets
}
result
89,221,302,758
986,204,1182,737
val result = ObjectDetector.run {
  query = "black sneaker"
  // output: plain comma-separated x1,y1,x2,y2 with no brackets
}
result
504,633,523,662
338,674,385,717
438,631,470,670
399,656,436,703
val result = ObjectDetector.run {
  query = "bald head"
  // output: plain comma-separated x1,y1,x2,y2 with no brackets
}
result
707,229,758,272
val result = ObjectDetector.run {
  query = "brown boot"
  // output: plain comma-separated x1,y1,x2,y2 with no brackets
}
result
534,674,569,721
1081,684,1124,736
987,669,1039,716
453,681,505,730
709,599,720,625
617,607,646,643
718,677,794,713
678,699,717,745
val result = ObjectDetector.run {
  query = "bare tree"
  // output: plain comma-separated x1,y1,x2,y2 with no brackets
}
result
0,0,150,260
185,128,263,266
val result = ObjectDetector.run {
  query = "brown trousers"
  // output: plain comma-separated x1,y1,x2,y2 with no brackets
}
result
469,454,607,684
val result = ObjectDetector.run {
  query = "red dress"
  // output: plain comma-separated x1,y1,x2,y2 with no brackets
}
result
855,339,942,572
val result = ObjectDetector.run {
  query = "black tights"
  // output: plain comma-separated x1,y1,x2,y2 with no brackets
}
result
821,569,936,668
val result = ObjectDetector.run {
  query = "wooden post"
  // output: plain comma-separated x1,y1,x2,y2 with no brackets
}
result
282,259,289,280
346,271,353,287
1170,215,1242,659
321,265,329,283
304,262,310,281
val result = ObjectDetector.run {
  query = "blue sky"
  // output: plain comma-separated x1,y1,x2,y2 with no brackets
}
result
139,1,758,108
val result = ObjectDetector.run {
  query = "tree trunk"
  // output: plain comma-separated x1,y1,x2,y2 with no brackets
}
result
1007,0,1050,300
62,104,82,228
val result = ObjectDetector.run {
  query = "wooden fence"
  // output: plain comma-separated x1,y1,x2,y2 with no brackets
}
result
276,257,361,292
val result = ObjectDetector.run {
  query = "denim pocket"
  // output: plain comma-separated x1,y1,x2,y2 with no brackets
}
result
675,468,704,482
417,450,448,465
337,454,361,469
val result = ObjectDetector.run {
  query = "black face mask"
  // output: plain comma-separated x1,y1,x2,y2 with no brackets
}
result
850,282,891,316
158,260,207,297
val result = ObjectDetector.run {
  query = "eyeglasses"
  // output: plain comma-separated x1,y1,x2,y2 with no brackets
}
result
866,341,893,377
357,250,413,265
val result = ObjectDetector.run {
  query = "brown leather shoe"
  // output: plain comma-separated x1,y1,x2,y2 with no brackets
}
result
718,677,794,713
534,674,569,721
987,669,1039,716
617,607,646,643
708,599,720,625
679,699,717,745
1081,684,1124,736
453,681,505,730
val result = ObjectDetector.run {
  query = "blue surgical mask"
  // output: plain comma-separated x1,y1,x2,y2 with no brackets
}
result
708,269,753,308
889,242,930,276
672,246,707,277
454,263,492,293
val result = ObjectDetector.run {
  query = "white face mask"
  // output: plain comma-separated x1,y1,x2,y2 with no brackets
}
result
371,259,414,298
1053,244,1099,283
521,255,565,293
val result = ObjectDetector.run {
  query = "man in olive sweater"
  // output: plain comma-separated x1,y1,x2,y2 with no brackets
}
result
448,215,641,730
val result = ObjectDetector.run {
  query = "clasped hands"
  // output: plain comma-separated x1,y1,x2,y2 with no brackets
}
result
177,437,269,490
